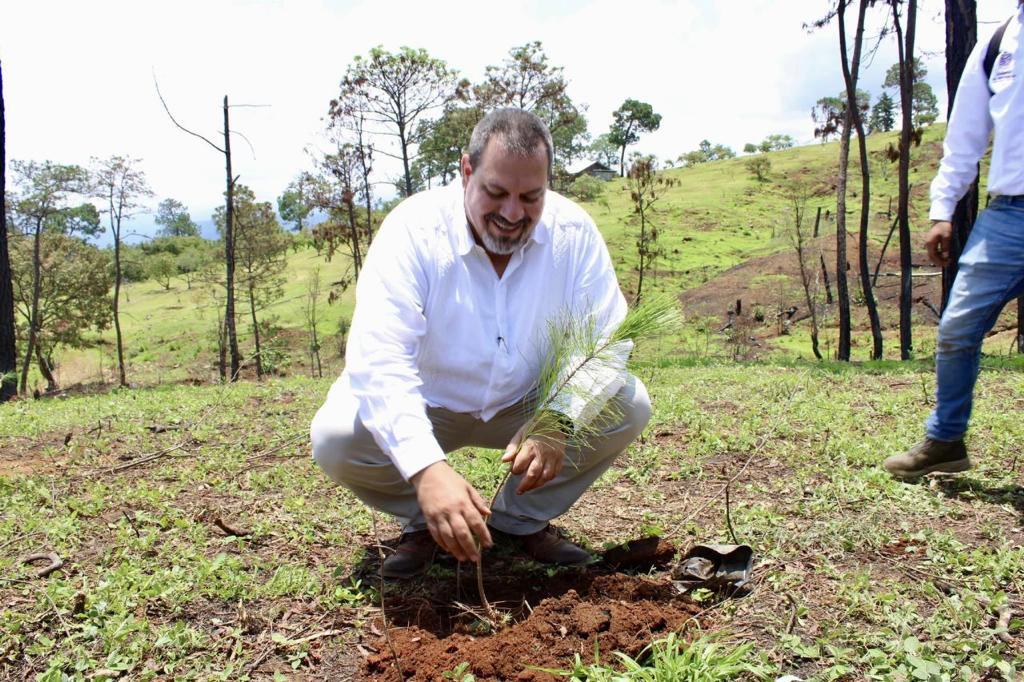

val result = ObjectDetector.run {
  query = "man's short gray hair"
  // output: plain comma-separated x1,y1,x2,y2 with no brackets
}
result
467,108,554,176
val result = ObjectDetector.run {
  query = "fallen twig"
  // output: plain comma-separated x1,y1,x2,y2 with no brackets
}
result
21,552,63,578
725,483,739,545
214,517,252,537
122,511,141,538
107,443,187,473
785,592,799,634
274,629,345,647
245,432,308,462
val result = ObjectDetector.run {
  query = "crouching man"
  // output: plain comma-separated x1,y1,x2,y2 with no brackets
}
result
310,109,651,578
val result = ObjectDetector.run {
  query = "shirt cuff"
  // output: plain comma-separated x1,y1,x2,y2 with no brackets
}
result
390,435,447,481
929,202,955,223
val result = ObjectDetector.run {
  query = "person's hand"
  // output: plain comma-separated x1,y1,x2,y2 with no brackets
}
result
924,220,954,268
410,461,492,562
502,420,567,495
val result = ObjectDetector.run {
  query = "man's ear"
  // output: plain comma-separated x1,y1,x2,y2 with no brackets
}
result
460,154,472,188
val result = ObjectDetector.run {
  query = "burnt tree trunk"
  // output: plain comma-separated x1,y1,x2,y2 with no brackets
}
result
840,0,883,360
248,280,263,379
813,207,834,304
223,96,241,381
0,60,15,401
942,0,979,311
893,0,918,360
835,112,853,361
110,189,128,388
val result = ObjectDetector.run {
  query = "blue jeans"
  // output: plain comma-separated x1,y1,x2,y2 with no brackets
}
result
925,195,1024,441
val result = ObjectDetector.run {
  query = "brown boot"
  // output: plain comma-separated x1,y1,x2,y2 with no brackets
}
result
381,530,437,579
517,525,594,566
883,438,970,480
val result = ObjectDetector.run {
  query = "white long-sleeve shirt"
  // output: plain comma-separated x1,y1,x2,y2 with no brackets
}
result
930,6,1024,221
340,183,628,481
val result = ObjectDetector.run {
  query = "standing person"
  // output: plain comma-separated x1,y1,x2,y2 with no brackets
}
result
311,109,651,577
885,3,1024,479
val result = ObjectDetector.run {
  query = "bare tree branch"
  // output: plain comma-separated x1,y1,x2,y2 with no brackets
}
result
153,73,224,154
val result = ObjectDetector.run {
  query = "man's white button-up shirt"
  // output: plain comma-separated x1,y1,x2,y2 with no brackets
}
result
339,183,627,481
931,6,1024,221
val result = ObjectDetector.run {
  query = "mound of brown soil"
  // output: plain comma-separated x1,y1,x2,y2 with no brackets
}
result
365,574,702,681
361,537,702,681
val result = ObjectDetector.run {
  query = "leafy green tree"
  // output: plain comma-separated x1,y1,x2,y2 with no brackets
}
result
567,175,605,202
277,176,314,232
92,155,153,387
677,140,735,166
10,232,111,391
176,244,214,289
743,142,758,154
415,105,483,186
811,90,868,142
8,160,96,393
307,145,371,281
607,99,662,176
474,41,590,169
868,92,896,132
147,252,176,290
910,82,938,126
215,185,290,378
154,198,200,238
329,46,465,198
883,57,938,127
745,156,772,182
588,134,620,168
759,134,794,152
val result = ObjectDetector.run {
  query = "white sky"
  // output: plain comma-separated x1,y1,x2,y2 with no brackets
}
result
0,0,1015,239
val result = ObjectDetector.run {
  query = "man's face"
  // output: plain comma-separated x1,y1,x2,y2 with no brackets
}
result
461,138,547,256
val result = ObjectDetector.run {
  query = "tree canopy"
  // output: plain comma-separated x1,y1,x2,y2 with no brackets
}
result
607,99,662,176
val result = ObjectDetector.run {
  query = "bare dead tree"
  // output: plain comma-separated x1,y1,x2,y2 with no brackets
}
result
0,59,15,401
812,207,834,304
942,0,979,311
91,156,153,387
839,0,884,359
156,80,242,380
891,0,918,359
781,180,828,359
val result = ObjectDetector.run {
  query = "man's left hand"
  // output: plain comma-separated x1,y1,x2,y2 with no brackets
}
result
502,422,567,495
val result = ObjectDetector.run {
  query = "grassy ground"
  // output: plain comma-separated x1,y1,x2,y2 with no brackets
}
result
2,358,1021,679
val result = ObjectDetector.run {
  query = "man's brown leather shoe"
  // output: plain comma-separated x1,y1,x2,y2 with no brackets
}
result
517,525,594,566
883,438,971,480
381,530,437,579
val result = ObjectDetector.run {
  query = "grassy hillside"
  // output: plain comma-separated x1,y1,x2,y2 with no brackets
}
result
37,122,1016,391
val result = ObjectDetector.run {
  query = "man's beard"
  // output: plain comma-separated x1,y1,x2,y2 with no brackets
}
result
476,213,532,255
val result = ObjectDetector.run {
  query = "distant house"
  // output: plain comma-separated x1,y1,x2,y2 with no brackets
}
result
565,160,617,182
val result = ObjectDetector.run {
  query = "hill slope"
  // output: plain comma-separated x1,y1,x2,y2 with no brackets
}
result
42,123,1016,389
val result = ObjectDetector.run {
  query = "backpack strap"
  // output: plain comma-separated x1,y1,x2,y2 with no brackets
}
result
984,18,1012,94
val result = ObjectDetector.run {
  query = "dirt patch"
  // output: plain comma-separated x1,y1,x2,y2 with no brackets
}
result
365,574,702,681
360,538,707,681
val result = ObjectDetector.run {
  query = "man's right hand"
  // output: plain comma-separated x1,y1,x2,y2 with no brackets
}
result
410,461,492,563
925,220,954,268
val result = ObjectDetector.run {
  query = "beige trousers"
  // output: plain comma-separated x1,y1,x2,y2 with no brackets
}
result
310,374,651,534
